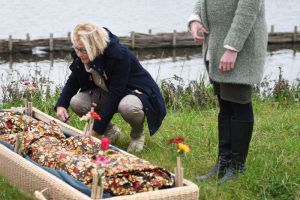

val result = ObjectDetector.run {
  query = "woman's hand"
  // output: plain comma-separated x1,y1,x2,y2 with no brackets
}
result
190,21,209,44
56,106,69,122
219,49,238,73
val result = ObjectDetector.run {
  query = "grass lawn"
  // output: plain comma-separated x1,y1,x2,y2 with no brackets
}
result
0,98,299,200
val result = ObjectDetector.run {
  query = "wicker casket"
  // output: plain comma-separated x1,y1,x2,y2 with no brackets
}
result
0,107,199,200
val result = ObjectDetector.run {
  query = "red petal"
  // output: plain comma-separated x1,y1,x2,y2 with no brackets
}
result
88,139,95,145
5,119,13,129
73,167,79,174
133,181,141,190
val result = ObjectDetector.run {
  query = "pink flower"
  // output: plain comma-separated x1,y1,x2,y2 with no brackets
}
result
94,155,109,166
100,137,110,151
21,80,30,85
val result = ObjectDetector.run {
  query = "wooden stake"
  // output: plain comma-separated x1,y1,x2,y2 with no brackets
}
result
8,35,13,52
172,30,177,47
175,156,183,187
293,26,298,43
27,101,32,117
24,99,28,115
89,118,94,136
91,169,98,199
88,103,97,136
49,33,53,52
26,33,30,41
131,31,136,49
14,134,19,153
83,122,89,136
270,25,275,33
98,176,104,199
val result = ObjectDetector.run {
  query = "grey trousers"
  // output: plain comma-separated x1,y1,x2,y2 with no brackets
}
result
70,88,145,135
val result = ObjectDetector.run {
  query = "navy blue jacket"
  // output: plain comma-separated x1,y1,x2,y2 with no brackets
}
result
55,29,166,135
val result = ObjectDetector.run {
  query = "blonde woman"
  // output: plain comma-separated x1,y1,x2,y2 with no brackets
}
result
55,22,166,152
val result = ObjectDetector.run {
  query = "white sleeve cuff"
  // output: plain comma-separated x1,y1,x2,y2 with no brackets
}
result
187,14,201,30
224,45,238,52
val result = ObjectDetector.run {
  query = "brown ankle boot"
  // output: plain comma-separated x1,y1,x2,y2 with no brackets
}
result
127,130,146,153
104,123,121,144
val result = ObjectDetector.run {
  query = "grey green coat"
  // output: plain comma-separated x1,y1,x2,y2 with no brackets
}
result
194,0,268,85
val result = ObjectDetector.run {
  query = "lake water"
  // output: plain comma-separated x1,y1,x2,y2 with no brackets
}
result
0,0,299,95
1,0,299,38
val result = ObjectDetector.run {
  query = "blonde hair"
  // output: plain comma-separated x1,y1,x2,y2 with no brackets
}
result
71,22,110,61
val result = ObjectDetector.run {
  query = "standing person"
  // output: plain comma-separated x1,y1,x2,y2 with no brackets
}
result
188,0,267,183
55,22,166,153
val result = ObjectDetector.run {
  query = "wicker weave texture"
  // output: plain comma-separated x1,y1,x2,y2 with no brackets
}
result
0,144,91,200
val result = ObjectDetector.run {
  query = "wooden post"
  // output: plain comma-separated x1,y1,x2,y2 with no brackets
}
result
293,26,298,43
83,122,89,136
27,101,32,117
26,33,30,41
131,31,135,49
50,53,54,69
270,25,274,33
172,48,176,62
148,29,152,34
175,156,183,187
91,169,99,199
172,30,177,47
24,99,28,116
24,99,32,116
8,35,13,52
89,106,95,136
9,54,13,69
14,134,19,153
91,168,102,199
49,33,54,52
67,32,71,41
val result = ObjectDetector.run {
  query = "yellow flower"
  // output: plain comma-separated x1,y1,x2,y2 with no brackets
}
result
177,143,190,154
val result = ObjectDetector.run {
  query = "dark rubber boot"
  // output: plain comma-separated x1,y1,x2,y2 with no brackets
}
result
218,119,253,184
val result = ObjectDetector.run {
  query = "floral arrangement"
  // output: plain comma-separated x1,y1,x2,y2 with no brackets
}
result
168,137,190,157
91,137,111,199
80,111,101,136
21,80,36,102
21,80,36,116
168,136,190,187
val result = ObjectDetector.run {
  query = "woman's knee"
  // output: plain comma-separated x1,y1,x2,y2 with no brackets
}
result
118,95,144,122
70,93,91,116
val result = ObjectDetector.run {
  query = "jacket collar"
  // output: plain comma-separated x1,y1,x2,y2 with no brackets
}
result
89,54,105,76
69,51,106,79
